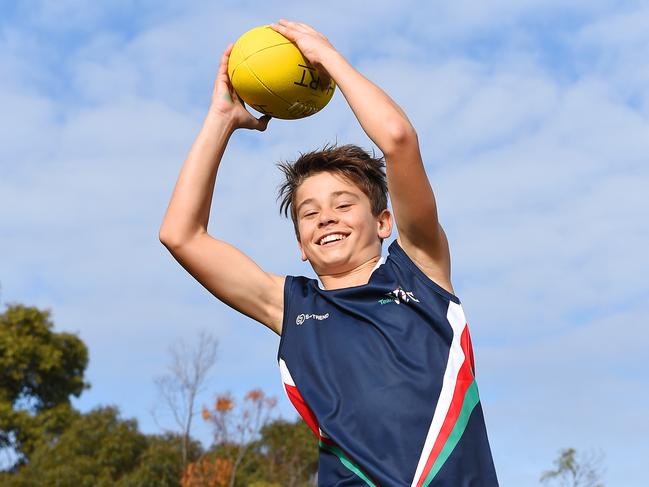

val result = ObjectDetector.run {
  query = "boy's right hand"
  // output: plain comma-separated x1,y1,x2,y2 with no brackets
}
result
209,43,271,132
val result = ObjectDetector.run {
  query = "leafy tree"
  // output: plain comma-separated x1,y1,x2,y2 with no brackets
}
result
0,304,88,465
184,404,318,487
2,406,201,487
5,406,146,485
253,418,318,486
541,448,606,487
203,389,277,487
121,433,202,486
1,303,208,485
183,389,278,487
181,454,233,487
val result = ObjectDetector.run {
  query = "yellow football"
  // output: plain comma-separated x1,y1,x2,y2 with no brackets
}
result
228,25,336,120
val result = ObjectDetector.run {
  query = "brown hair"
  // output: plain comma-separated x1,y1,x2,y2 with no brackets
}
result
277,142,388,239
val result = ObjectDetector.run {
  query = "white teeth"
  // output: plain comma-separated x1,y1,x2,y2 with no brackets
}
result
319,233,347,245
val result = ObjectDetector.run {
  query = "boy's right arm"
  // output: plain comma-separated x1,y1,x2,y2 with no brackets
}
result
159,44,284,335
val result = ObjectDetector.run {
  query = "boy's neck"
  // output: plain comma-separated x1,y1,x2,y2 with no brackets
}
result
318,256,383,290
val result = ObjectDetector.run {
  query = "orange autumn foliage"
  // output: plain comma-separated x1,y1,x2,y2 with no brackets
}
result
196,388,280,486
181,456,233,487
245,389,263,401
201,406,212,421
215,394,234,412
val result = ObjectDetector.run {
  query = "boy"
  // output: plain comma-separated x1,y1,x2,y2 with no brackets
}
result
160,19,498,486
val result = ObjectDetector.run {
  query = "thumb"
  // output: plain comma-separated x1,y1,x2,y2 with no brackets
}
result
319,72,332,92
256,114,272,131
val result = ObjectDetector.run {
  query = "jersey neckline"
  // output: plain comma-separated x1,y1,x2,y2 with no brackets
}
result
310,240,460,304
315,255,386,291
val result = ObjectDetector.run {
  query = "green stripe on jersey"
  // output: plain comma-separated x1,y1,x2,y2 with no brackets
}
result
422,380,480,486
319,441,377,487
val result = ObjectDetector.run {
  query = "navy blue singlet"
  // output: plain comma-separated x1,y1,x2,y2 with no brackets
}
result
277,240,499,486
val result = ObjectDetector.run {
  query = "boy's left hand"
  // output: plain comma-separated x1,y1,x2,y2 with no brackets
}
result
269,19,333,91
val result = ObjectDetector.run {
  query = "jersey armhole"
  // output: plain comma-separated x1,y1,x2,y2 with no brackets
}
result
277,275,294,363
388,240,461,304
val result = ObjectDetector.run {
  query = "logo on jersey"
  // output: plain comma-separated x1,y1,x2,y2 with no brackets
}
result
378,287,421,305
296,313,330,325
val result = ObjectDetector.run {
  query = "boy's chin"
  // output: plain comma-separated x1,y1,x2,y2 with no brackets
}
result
304,243,379,276
306,255,350,276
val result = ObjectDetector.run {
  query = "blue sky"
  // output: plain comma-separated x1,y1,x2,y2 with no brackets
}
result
1,1,648,485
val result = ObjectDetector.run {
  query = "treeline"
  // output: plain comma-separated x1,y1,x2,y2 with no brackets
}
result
0,304,317,486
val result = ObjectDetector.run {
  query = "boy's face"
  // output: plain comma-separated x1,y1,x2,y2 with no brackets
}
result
294,171,392,276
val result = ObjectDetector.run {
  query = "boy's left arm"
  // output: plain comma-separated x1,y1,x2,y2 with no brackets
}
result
271,20,452,289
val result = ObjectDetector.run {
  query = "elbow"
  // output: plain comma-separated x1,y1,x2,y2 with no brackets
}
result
158,227,177,250
158,225,188,251
383,123,418,156
159,224,205,251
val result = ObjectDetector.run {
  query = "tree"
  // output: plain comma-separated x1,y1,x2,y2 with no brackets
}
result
183,389,277,487
1,406,202,487
541,448,606,487
3,406,146,486
254,418,318,487
181,455,233,487
0,304,88,466
183,414,318,487
154,330,218,467
121,432,202,487
1,303,207,484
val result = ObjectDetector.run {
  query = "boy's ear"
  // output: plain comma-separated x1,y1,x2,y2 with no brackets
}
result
297,238,308,262
377,209,393,239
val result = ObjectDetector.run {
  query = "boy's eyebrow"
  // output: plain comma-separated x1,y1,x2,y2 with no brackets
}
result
331,190,360,199
296,191,359,214
296,198,316,214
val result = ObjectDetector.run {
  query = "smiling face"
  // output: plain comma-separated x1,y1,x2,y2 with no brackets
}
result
294,171,392,276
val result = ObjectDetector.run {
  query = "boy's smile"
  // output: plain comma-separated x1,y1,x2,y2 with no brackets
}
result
318,232,349,245
294,171,392,284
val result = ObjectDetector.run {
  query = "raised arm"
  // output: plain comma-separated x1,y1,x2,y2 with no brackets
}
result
159,44,285,334
270,20,452,291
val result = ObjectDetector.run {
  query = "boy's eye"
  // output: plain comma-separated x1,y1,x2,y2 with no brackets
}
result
337,204,351,210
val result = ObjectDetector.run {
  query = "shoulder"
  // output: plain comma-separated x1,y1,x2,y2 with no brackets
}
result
387,238,458,302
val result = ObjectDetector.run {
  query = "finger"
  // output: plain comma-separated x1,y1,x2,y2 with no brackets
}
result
277,18,297,26
217,43,234,77
319,72,332,92
278,19,313,34
295,22,316,33
270,22,294,39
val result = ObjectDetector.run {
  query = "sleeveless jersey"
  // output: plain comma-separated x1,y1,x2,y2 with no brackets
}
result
277,240,499,486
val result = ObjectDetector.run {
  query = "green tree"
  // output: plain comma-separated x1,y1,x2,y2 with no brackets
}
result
2,406,201,487
121,432,203,486
254,418,318,486
1,303,205,485
541,448,606,487
186,416,318,487
0,304,89,465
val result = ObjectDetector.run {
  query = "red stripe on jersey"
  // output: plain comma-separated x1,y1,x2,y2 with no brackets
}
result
416,325,475,487
461,324,476,377
283,382,335,446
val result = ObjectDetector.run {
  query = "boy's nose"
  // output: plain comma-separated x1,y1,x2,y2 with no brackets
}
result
318,208,338,226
